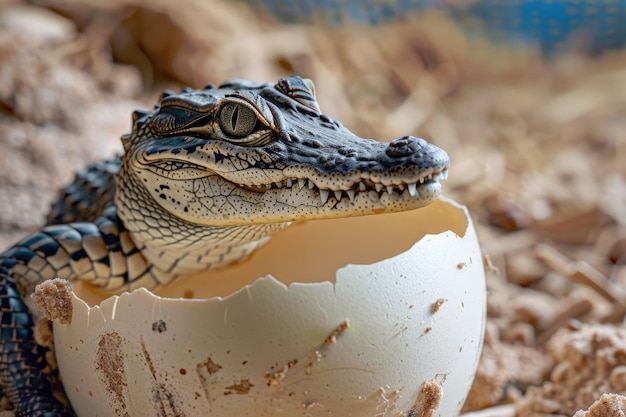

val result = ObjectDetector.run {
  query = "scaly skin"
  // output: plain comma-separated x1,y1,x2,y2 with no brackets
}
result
0,76,449,415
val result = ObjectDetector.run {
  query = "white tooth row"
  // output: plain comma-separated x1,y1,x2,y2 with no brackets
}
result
251,178,313,191
250,168,449,205
319,182,420,205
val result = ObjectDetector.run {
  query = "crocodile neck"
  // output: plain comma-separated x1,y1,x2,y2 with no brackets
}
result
116,161,289,276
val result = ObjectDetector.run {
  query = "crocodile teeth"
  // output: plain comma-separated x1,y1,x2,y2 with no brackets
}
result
275,182,282,188
434,170,449,181
286,178,293,188
359,182,366,192
407,182,417,197
319,189,330,204
298,178,306,189
346,189,355,202
334,190,342,201
308,180,315,190
375,183,383,192
386,185,394,195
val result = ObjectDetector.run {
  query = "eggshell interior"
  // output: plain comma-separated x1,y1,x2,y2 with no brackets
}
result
56,197,486,417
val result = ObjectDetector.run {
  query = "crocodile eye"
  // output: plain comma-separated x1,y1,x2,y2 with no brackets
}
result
219,103,257,138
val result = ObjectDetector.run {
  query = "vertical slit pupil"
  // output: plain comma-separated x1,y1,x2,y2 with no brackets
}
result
230,106,239,131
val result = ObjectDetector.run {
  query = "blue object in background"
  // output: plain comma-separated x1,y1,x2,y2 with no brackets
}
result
453,1,626,55
248,0,626,55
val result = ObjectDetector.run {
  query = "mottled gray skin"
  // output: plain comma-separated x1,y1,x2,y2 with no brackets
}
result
0,76,448,416
124,77,448,223
118,76,449,282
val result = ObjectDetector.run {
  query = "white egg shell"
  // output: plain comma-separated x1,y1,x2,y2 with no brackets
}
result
54,197,486,417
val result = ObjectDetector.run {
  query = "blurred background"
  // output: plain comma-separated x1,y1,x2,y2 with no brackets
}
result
0,0,626,415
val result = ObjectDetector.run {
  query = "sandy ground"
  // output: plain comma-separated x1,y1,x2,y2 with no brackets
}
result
1,1,626,416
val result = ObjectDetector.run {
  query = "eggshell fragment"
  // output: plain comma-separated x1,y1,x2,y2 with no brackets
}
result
53,197,486,417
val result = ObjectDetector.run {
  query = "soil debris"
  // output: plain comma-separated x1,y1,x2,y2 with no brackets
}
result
573,393,626,417
325,319,350,344
432,298,447,314
32,278,73,325
517,324,626,416
406,380,443,417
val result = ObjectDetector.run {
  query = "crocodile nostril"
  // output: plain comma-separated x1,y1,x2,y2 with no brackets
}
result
389,136,410,146
386,136,425,158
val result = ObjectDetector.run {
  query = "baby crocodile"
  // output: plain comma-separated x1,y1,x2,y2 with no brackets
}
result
0,76,449,416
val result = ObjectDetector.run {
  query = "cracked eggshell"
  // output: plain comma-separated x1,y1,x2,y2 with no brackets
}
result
54,198,486,417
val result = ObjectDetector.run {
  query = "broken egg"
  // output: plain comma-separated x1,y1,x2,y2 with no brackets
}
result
51,197,486,417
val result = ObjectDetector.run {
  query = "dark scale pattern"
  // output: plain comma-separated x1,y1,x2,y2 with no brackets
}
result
46,158,120,225
0,208,146,414
0,264,73,416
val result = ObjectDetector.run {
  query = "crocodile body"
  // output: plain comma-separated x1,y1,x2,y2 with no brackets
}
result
0,76,449,416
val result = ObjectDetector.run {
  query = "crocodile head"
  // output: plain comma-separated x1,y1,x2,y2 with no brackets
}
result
120,76,449,227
